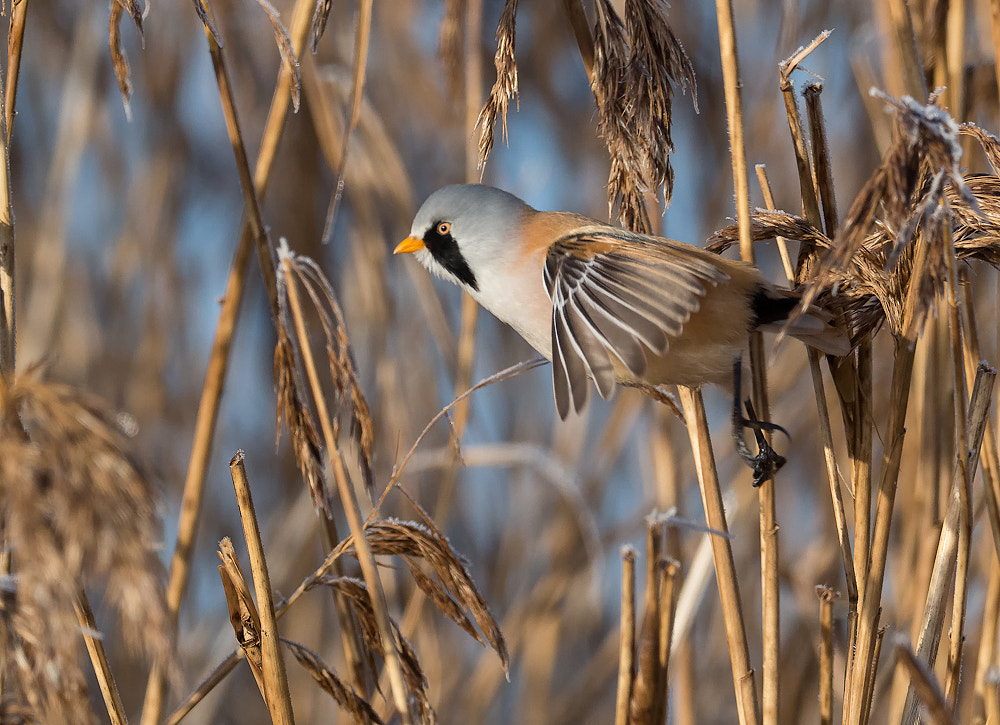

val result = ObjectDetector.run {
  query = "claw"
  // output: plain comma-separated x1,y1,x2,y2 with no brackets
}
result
731,359,787,486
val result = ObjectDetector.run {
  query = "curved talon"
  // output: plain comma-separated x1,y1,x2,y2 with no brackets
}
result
731,358,786,485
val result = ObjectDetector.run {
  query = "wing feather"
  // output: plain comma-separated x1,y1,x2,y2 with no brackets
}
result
545,229,729,418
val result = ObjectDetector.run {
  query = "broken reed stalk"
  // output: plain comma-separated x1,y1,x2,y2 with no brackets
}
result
229,452,295,724
141,1,313,721
846,220,932,725
615,547,636,725
713,0,778,720
895,636,959,725
629,520,669,723
280,259,413,724
677,386,760,725
74,591,127,725
900,363,995,724
817,587,837,725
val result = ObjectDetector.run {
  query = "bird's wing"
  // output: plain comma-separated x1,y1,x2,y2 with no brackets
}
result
544,228,731,418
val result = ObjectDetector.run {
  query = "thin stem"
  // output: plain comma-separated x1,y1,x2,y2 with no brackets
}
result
678,386,760,725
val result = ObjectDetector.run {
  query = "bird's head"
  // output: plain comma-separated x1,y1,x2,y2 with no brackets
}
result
395,184,532,293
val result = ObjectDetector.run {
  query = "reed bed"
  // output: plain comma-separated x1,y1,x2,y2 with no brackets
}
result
5,0,1000,723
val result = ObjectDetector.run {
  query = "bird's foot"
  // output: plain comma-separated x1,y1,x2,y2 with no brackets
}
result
732,399,787,486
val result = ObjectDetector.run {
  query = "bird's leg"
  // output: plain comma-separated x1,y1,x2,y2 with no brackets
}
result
731,358,787,486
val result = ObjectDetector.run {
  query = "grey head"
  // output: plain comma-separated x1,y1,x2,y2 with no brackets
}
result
405,184,533,292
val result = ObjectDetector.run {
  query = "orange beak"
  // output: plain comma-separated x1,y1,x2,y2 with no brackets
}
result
393,236,425,254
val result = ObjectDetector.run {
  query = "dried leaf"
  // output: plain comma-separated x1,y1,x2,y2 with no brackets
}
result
284,639,383,724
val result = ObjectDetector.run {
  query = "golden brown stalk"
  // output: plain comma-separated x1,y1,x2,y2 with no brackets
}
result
678,386,760,725
629,522,665,723
817,588,838,725
715,1,777,719
4,0,28,140
615,546,636,725
229,452,295,724
74,590,127,725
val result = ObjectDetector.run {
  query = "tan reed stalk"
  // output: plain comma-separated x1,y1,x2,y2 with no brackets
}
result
778,44,823,255
943,224,974,707
895,636,960,725
615,547,637,725
807,349,859,602
972,560,1000,723
754,167,795,281
630,521,667,723
74,591,127,725
900,364,995,724
229,452,295,724
846,226,931,725
281,260,413,724
713,1,778,719
677,385,760,725
959,277,1000,560
4,0,28,140
817,587,838,725
659,559,679,711
946,0,966,117
882,0,927,100
141,1,313,721
804,84,838,233
321,0,373,241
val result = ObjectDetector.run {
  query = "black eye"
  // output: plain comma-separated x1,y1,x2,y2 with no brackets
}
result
436,221,451,236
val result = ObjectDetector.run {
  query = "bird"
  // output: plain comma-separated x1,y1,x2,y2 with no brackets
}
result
395,184,849,484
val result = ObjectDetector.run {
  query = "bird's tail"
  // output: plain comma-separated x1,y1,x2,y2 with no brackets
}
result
751,286,851,357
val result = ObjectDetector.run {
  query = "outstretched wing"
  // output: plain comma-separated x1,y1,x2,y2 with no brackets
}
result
543,229,731,419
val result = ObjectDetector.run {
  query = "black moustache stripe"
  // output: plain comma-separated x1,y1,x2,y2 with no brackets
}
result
424,224,478,291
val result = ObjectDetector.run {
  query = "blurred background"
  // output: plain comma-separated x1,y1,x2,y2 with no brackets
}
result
7,0,1000,722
